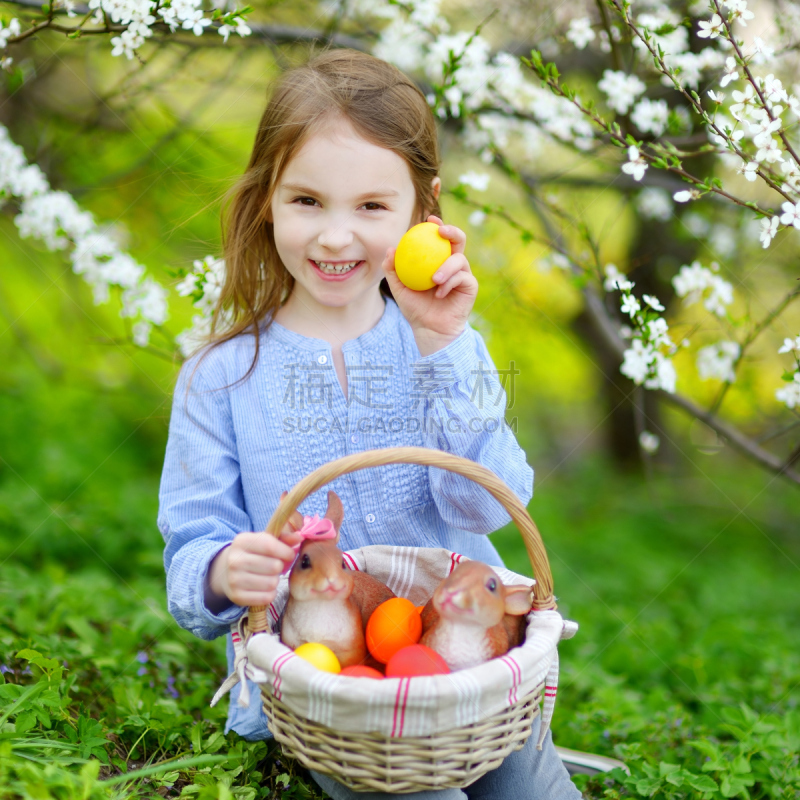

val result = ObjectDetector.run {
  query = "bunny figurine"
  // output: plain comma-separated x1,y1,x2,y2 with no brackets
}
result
279,490,395,669
420,560,533,671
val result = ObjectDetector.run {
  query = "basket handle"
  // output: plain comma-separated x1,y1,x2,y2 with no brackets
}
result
248,446,555,633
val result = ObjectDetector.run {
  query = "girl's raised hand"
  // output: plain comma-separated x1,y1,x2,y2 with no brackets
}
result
383,215,478,357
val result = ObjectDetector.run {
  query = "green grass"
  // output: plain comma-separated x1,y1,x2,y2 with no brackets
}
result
1,362,799,798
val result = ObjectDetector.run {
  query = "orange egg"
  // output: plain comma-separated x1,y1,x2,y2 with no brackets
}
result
366,597,423,664
386,645,450,678
339,665,385,679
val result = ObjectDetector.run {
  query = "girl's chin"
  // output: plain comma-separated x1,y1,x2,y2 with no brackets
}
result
309,260,366,282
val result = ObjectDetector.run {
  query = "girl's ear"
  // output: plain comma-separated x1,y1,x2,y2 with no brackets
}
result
431,176,441,201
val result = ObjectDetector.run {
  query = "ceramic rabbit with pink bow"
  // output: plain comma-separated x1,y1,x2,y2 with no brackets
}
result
278,490,395,668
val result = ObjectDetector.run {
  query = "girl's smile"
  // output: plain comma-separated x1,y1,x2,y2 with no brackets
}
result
309,259,365,279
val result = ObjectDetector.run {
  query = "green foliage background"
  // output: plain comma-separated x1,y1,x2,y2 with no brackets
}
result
1,41,799,800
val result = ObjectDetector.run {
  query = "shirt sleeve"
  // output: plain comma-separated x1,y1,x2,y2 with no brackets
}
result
411,326,534,534
158,352,252,641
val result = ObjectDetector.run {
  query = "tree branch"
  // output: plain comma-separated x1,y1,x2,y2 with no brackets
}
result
3,0,368,50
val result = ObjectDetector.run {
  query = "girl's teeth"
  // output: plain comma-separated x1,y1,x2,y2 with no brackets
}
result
316,261,360,274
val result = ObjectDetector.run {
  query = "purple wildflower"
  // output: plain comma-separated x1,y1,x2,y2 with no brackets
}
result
136,651,148,664
165,675,179,699
137,666,148,677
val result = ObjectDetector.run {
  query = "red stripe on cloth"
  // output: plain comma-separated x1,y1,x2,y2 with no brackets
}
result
545,689,558,697
272,651,295,701
500,656,521,705
448,552,464,574
268,604,279,622
232,632,241,643
342,553,360,571
391,678,411,738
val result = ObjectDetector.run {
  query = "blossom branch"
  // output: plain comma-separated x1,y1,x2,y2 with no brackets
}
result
711,0,800,169
524,54,779,213
709,285,800,413
607,0,794,204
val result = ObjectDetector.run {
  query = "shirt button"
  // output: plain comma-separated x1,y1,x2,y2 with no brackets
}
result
350,434,359,444
317,354,328,365
365,513,376,524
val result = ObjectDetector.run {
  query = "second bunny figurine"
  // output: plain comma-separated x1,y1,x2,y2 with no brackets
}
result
420,561,533,671
279,490,395,669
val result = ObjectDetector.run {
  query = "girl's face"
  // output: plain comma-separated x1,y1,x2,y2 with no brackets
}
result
269,117,423,319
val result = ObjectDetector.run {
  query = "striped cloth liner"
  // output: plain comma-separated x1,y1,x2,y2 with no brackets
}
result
213,545,577,745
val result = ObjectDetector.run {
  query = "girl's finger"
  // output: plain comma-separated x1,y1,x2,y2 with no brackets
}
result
432,221,467,256
436,270,477,299
432,254,470,284
230,590,277,607
232,573,280,594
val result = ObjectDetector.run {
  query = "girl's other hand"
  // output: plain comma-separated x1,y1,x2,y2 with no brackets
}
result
382,215,478,357
205,528,302,612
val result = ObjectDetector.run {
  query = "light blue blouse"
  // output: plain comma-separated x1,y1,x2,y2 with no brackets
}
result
158,297,534,738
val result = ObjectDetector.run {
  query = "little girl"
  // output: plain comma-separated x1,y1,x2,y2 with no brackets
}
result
159,48,580,799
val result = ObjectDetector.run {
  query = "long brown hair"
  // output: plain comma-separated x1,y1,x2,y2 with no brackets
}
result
189,48,442,388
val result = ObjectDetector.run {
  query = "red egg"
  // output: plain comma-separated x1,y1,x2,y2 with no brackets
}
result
385,645,450,678
339,665,385,679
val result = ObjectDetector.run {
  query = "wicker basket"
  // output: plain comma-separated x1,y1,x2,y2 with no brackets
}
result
242,446,567,794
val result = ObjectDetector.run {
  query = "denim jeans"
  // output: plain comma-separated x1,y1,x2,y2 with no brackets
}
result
309,715,582,799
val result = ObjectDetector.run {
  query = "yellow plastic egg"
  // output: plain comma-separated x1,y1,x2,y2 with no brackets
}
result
294,642,341,673
394,222,452,291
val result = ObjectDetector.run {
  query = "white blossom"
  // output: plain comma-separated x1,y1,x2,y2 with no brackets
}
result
635,10,688,57
621,338,655,384
639,431,660,454
672,261,734,317
697,14,725,39
697,341,740,382
458,171,490,191
775,373,800,409
730,84,757,121
779,202,800,230
1,123,170,347
646,352,677,392
121,278,169,325
636,188,672,222
750,36,775,64
643,294,665,312
759,216,779,248
720,56,739,87
566,17,595,50
778,335,800,354
468,209,486,226
620,293,641,318
631,98,669,136
673,189,699,203
133,320,153,347
598,70,646,115
621,145,648,182
738,161,758,181
647,318,673,349
604,264,634,292
0,18,21,48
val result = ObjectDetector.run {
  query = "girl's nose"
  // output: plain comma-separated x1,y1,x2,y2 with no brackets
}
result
317,219,355,251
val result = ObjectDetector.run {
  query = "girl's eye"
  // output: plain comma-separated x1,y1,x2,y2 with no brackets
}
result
486,578,497,592
361,202,385,211
294,197,318,206
300,553,311,569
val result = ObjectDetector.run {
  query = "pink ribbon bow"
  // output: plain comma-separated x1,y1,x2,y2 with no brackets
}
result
281,514,337,574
